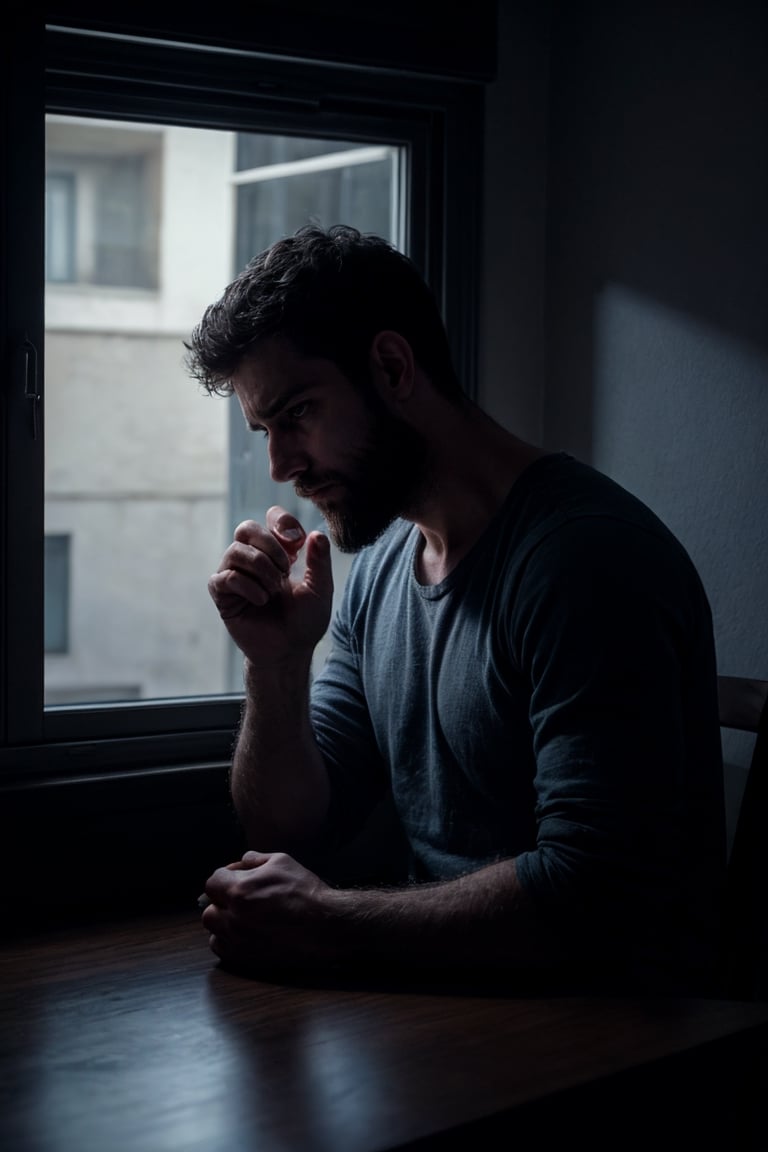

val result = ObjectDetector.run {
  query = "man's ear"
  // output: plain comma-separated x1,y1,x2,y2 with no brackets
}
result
369,330,415,404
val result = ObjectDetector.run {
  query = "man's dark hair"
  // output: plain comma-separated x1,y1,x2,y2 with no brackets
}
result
185,223,464,401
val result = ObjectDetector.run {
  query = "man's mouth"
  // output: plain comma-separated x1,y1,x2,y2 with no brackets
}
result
297,481,342,502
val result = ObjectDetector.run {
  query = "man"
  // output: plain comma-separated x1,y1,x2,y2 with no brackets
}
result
186,223,726,994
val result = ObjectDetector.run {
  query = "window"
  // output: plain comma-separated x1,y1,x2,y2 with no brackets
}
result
45,173,76,282
1,19,483,785
44,117,401,707
44,534,70,654
46,120,161,290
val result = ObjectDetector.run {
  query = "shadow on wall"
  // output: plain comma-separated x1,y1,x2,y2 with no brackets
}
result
544,0,768,460
541,0,768,798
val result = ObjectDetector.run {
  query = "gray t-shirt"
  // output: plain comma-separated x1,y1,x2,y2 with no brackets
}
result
311,453,726,991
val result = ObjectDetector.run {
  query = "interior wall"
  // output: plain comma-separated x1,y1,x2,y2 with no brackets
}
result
481,1,766,797
541,0,768,683
479,0,551,442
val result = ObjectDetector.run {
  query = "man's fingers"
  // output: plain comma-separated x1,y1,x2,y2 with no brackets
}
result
303,531,334,600
201,855,268,911
209,529,293,611
265,504,304,537
204,863,244,908
208,568,272,613
231,521,292,575
266,505,307,562
211,514,308,616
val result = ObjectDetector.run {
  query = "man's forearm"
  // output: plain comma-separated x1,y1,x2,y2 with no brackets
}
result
326,857,561,974
231,657,331,851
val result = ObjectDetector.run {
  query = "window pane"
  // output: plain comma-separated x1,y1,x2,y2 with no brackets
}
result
44,535,70,654
45,119,161,290
45,174,76,282
93,154,157,289
44,115,402,706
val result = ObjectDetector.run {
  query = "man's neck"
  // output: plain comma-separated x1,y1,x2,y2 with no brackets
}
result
410,405,545,586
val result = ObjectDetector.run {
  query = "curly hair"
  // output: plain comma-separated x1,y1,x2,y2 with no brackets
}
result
184,224,464,401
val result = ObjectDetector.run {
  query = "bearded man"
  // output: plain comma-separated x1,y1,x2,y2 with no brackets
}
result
185,224,726,996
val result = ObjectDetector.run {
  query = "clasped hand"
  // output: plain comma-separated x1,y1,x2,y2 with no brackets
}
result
201,850,342,973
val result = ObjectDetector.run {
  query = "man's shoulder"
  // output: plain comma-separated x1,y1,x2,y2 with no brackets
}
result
487,452,708,611
505,453,708,609
505,452,682,548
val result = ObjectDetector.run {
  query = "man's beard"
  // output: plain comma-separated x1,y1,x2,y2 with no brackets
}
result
295,398,428,553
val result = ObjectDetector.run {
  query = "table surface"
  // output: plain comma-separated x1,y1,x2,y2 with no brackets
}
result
2,910,767,1152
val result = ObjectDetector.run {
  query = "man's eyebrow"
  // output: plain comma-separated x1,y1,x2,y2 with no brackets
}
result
246,382,316,430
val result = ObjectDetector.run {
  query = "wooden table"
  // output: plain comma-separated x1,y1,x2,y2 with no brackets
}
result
1,911,767,1151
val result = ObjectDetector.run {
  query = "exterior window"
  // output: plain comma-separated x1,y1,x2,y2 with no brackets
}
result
45,120,161,290
45,173,76,282
44,534,70,654
1,21,481,767
44,117,402,706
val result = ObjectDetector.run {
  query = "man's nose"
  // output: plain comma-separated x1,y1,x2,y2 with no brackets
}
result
268,432,307,484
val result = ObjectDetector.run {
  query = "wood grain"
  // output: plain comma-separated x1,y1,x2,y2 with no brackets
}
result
1,912,767,1151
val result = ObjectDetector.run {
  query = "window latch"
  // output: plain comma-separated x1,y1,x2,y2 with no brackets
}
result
22,334,40,440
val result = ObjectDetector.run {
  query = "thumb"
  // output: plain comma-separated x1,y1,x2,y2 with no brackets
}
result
303,531,334,600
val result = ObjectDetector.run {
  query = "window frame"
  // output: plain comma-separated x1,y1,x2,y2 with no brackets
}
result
1,19,484,791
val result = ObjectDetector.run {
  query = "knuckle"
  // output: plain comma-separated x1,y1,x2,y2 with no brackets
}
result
230,885,248,910
233,519,262,543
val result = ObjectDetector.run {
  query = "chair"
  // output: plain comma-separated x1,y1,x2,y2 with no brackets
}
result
717,674,768,1001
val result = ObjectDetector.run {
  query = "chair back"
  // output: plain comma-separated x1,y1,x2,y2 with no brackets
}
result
718,675,768,1000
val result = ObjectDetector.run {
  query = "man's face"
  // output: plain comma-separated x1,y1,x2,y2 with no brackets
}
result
232,339,427,552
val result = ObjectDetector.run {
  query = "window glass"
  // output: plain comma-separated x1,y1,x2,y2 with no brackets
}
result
45,174,76,282
46,119,161,290
44,534,70,654
44,115,402,706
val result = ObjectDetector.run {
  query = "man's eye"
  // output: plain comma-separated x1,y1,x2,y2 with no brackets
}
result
288,402,309,421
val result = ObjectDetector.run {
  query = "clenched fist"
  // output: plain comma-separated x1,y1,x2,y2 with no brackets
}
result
208,505,333,669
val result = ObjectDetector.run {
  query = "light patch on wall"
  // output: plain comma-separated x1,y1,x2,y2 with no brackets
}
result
592,282,768,680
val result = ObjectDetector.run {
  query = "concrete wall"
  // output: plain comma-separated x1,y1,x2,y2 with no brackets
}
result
45,331,229,699
44,123,235,701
